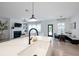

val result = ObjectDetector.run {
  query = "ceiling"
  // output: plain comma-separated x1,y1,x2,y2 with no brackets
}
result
0,2,79,21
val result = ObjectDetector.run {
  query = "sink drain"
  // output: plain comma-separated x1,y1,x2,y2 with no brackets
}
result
33,54,37,56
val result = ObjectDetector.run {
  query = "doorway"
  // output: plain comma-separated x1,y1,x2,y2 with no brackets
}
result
48,24,53,37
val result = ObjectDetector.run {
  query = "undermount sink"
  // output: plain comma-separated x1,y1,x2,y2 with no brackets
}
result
33,54,38,56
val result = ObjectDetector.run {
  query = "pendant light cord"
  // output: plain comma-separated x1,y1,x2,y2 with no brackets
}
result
32,2,34,15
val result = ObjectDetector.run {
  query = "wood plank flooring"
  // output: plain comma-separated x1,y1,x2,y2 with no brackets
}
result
52,39,79,56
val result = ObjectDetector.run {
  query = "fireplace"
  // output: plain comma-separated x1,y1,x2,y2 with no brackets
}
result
14,31,21,38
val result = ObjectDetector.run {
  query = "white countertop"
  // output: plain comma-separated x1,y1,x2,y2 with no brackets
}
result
0,36,53,56
0,37,29,56
18,36,52,56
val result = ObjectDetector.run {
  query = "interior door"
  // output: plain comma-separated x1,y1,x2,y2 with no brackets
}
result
48,24,53,37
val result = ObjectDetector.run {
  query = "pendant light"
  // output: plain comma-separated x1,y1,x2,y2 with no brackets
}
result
29,2,37,22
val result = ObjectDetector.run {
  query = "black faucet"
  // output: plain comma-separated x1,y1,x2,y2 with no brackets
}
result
29,28,38,44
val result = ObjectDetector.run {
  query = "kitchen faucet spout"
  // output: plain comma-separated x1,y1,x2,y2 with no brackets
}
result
29,28,38,44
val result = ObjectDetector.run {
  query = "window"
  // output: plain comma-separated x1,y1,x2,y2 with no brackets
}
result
28,24,41,33
58,23,65,35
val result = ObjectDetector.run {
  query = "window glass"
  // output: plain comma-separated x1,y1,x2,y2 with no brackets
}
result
28,24,41,33
58,23,65,35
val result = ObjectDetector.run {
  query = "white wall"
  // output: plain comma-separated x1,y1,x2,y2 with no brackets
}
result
69,16,79,38
41,20,58,36
41,19,71,36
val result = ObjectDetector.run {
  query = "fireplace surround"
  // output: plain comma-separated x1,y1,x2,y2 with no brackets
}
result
14,31,21,38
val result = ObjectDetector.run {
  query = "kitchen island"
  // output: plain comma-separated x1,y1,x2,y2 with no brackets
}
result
0,36,53,56
18,36,53,56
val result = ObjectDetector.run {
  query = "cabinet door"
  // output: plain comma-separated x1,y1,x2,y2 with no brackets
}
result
48,24,53,37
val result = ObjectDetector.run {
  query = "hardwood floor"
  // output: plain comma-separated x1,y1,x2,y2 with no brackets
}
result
52,39,79,56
